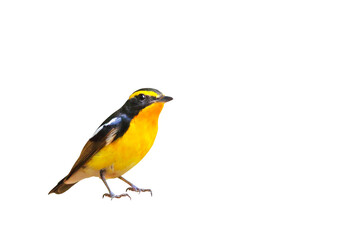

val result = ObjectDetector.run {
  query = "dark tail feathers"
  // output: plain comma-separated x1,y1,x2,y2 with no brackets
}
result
48,177,77,195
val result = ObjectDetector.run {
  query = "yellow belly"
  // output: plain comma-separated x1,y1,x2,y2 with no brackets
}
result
84,102,164,178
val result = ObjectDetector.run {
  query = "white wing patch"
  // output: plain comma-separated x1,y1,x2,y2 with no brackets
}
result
92,117,122,137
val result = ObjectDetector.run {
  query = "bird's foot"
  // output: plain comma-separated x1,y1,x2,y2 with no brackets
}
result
126,187,152,196
102,192,131,200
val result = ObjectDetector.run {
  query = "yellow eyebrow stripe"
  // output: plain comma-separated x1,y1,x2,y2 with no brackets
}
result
129,90,161,99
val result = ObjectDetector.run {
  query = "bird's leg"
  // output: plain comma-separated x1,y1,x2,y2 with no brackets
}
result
118,176,152,196
100,170,131,200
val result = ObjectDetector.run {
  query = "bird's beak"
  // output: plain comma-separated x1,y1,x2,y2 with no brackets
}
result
157,96,173,102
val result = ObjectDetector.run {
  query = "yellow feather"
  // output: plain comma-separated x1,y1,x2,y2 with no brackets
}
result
129,90,161,99
85,102,165,178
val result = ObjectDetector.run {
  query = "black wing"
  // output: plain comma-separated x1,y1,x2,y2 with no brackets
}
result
65,116,128,180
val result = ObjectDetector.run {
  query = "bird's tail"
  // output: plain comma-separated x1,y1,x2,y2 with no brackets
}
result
48,177,77,194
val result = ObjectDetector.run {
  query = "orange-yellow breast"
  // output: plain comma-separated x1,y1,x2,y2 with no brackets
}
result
85,102,165,178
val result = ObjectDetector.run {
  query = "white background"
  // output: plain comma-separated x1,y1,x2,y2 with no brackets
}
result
0,1,359,239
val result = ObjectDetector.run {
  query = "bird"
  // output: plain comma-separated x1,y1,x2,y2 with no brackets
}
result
49,88,172,199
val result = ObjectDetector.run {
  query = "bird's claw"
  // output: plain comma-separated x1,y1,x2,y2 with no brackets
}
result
102,192,131,200
126,187,153,196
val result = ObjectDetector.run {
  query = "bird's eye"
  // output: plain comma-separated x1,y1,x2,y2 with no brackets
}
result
138,94,146,101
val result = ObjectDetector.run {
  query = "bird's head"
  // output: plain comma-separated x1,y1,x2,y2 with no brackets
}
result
123,88,172,116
